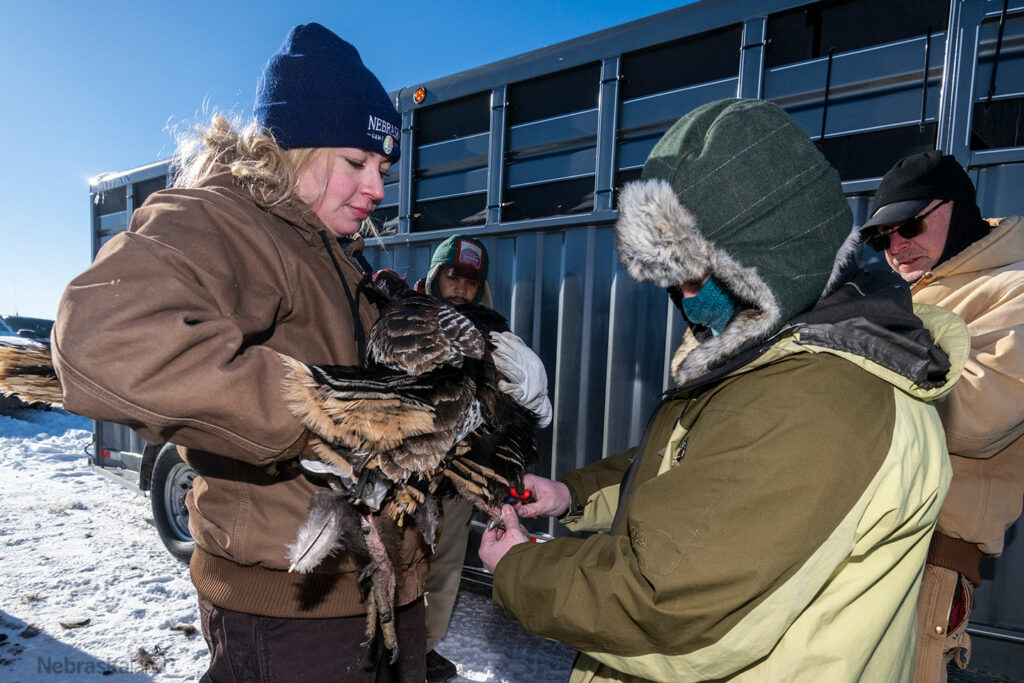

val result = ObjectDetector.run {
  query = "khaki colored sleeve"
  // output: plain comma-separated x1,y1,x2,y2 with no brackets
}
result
560,447,633,504
937,282,1024,458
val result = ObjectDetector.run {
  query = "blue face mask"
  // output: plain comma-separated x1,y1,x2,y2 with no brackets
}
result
681,276,737,336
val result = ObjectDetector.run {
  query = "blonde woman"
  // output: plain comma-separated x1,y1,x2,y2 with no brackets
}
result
54,24,425,681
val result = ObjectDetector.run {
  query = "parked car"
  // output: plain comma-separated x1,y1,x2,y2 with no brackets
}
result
3,315,53,344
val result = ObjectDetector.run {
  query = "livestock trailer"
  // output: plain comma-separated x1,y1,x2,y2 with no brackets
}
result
88,0,1024,676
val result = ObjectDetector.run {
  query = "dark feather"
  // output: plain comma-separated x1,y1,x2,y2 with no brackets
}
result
368,295,484,374
280,292,542,658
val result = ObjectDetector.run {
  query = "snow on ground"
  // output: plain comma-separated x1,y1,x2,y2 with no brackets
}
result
0,408,574,681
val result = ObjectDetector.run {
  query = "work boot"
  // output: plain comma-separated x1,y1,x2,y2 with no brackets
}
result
426,649,457,683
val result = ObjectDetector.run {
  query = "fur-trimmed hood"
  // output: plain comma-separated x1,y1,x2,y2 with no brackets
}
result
615,99,858,385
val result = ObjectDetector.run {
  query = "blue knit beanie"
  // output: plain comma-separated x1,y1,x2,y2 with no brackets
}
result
254,23,401,160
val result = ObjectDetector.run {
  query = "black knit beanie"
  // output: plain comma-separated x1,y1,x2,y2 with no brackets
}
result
254,23,401,161
861,151,988,267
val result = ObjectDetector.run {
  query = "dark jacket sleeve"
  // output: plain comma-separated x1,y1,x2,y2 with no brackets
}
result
52,193,305,465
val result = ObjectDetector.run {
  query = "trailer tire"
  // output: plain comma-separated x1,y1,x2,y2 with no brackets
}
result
150,443,195,563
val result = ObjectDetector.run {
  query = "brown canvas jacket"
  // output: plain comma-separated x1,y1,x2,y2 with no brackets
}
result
52,165,428,618
911,216,1024,558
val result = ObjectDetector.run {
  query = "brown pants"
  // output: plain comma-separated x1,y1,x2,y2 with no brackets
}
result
197,595,426,683
913,564,973,683
425,496,475,651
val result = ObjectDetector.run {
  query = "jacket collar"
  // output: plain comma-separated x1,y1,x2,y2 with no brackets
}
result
674,268,967,402
918,215,1024,285
194,162,369,255
268,196,368,256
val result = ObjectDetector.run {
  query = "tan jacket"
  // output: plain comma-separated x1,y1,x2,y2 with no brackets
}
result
53,165,428,618
911,216,1024,558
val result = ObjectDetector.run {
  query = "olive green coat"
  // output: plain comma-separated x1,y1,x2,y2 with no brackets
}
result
493,304,967,682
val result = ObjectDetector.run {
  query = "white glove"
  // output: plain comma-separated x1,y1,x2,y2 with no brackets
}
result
489,331,552,428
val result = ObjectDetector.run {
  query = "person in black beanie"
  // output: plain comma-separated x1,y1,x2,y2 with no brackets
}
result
54,23,429,682
860,152,1024,683
860,151,990,282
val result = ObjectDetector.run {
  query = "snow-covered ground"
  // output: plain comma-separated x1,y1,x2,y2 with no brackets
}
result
0,408,574,681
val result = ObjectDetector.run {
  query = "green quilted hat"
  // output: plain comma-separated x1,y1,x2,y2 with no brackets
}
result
615,98,855,384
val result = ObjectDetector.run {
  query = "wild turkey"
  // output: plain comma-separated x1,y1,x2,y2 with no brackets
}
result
279,275,540,659
0,342,62,406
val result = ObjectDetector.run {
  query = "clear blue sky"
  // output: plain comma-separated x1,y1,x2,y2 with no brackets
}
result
0,0,690,320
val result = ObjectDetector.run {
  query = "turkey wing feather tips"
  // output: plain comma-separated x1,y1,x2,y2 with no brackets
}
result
436,304,484,360
454,303,510,336
0,343,63,405
279,353,439,450
310,364,435,399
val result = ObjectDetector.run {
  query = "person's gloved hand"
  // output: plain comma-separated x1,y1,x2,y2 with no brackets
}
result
489,331,552,428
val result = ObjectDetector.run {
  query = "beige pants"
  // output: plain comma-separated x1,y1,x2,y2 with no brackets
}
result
913,563,973,682
424,496,475,651
569,654,651,683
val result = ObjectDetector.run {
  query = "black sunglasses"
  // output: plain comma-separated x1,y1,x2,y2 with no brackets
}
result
865,199,950,252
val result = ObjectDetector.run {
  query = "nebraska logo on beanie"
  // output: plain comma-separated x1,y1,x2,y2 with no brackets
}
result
254,23,401,161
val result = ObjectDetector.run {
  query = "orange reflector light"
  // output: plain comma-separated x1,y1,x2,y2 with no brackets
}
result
413,87,426,104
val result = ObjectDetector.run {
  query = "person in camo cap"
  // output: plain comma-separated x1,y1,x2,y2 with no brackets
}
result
478,98,969,682
422,233,545,683
425,234,493,307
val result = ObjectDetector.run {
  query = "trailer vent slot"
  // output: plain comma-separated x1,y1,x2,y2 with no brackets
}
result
508,63,600,126
502,177,594,223
971,97,1024,151
619,25,742,101
412,193,486,233
416,92,490,146
765,0,949,69
819,123,938,180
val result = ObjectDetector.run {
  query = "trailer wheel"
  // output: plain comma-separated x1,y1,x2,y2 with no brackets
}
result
150,443,195,563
